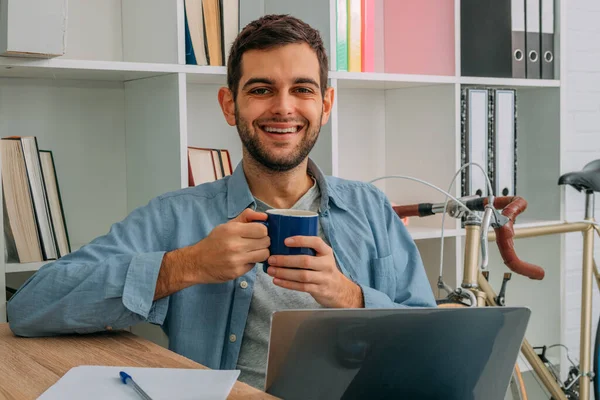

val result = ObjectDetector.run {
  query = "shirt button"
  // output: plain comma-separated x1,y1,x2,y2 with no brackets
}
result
229,334,237,343
240,281,248,289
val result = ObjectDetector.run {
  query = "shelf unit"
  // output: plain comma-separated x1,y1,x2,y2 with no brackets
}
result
0,0,567,363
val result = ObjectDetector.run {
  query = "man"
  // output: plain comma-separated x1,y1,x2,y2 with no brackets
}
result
7,14,436,390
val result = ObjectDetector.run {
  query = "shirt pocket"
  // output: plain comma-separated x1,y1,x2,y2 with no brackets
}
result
370,254,397,299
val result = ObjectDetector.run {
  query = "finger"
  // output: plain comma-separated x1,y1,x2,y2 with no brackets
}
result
272,278,317,294
284,236,331,255
245,248,270,264
240,236,270,253
267,265,321,284
239,222,269,239
268,254,319,271
234,208,268,224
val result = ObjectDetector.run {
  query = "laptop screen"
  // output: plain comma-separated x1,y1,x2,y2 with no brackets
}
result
265,307,530,400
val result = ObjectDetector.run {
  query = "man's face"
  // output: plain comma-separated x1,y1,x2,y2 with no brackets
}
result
221,43,333,172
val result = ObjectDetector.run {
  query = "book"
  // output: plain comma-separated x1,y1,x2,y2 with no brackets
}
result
383,0,455,76
185,0,208,65
188,147,217,186
219,149,233,175
221,0,239,65
4,136,58,260
188,147,233,186
347,0,362,72
361,0,375,72
0,139,43,263
202,0,223,66
39,150,71,258
336,0,348,71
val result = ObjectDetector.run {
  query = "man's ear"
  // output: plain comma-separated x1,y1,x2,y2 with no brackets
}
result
321,86,335,126
218,87,236,126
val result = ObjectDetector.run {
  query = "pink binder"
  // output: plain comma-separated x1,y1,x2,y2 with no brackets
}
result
383,0,455,76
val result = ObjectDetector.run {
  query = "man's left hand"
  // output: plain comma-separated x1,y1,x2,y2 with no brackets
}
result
266,236,365,308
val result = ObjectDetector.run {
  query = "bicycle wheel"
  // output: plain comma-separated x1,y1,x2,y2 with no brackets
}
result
594,317,600,400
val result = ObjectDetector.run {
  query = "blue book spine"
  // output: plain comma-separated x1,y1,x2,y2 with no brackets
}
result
184,6,197,65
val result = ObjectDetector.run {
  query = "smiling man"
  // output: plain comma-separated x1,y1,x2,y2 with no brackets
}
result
7,14,436,390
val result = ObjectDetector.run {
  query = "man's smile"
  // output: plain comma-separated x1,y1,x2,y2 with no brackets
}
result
257,122,306,139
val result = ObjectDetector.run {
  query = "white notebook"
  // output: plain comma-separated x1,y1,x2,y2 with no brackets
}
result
38,365,241,400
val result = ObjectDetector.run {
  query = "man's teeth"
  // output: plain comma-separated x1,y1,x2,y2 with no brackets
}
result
263,126,299,133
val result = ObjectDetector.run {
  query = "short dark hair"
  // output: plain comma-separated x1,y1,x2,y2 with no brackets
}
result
226,14,329,101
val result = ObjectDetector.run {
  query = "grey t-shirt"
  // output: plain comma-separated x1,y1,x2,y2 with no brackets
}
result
235,177,327,389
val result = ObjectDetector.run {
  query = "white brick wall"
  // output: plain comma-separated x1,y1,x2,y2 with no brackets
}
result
564,0,600,380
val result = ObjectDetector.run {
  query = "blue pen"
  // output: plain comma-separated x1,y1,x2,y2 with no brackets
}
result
119,371,154,400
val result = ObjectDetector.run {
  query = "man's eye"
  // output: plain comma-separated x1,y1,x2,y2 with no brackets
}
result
295,87,313,94
250,88,270,95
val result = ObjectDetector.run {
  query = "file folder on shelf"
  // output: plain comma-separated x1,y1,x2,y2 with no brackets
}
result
511,0,527,78
490,89,518,197
461,0,524,78
525,0,541,79
461,88,491,198
541,0,555,79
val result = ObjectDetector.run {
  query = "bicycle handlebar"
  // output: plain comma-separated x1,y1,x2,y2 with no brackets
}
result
393,196,545,280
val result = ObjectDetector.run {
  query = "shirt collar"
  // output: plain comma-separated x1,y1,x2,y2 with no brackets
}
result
226,157,349,218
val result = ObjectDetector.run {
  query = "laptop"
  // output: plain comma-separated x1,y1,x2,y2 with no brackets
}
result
264,306,530,400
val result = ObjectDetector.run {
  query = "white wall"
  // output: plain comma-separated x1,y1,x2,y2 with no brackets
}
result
564,0,600,381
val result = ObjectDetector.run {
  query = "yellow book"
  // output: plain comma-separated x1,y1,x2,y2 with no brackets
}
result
347,0,362,72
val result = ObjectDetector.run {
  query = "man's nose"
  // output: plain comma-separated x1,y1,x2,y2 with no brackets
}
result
271,91,295,116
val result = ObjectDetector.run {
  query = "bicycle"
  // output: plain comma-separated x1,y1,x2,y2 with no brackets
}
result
390,159,600,400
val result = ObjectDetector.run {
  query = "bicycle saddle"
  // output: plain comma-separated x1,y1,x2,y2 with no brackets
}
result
558,159,600,192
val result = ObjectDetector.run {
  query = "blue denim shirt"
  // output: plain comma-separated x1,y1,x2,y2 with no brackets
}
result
7,158,436,370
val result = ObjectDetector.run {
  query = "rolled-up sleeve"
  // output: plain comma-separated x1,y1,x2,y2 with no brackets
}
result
7,195,171,337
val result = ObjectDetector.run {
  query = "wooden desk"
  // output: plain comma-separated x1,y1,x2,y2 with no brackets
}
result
0,323,278,399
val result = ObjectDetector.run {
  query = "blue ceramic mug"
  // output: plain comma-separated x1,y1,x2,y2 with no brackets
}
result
258,209,319,273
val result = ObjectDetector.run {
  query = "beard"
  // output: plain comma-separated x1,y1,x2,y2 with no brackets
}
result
235,105,321,172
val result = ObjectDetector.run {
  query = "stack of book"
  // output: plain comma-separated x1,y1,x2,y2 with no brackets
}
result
188,147,233,186
335,0,454,76
184,0,239,67
1,136,70,263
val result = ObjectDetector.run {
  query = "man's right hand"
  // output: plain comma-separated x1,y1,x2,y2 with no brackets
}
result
192,208,270,283
154,208,269,300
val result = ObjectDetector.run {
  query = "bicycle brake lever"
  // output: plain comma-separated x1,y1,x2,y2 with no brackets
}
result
480,202,512,270
480,206,494,270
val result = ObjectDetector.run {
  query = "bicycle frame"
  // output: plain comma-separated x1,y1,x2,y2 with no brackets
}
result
463,191,599,400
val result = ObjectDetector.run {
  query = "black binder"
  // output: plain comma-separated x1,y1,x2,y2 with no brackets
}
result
541,0,555,79
461,0,526,78
525,0,541,78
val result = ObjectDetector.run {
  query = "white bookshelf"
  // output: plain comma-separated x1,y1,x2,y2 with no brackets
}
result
0,0,567,367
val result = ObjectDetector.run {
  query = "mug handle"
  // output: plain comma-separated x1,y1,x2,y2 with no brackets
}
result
254,221,270,273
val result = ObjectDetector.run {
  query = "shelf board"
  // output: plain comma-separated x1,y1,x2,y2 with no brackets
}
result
460,76,560,88
5,244,83,273
331,71,456,89
0,57,187,82
407,226,461,240
0,58,560,89
184,65,227,84
6,261,46,273
331,71,560,89
0,57,230,84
